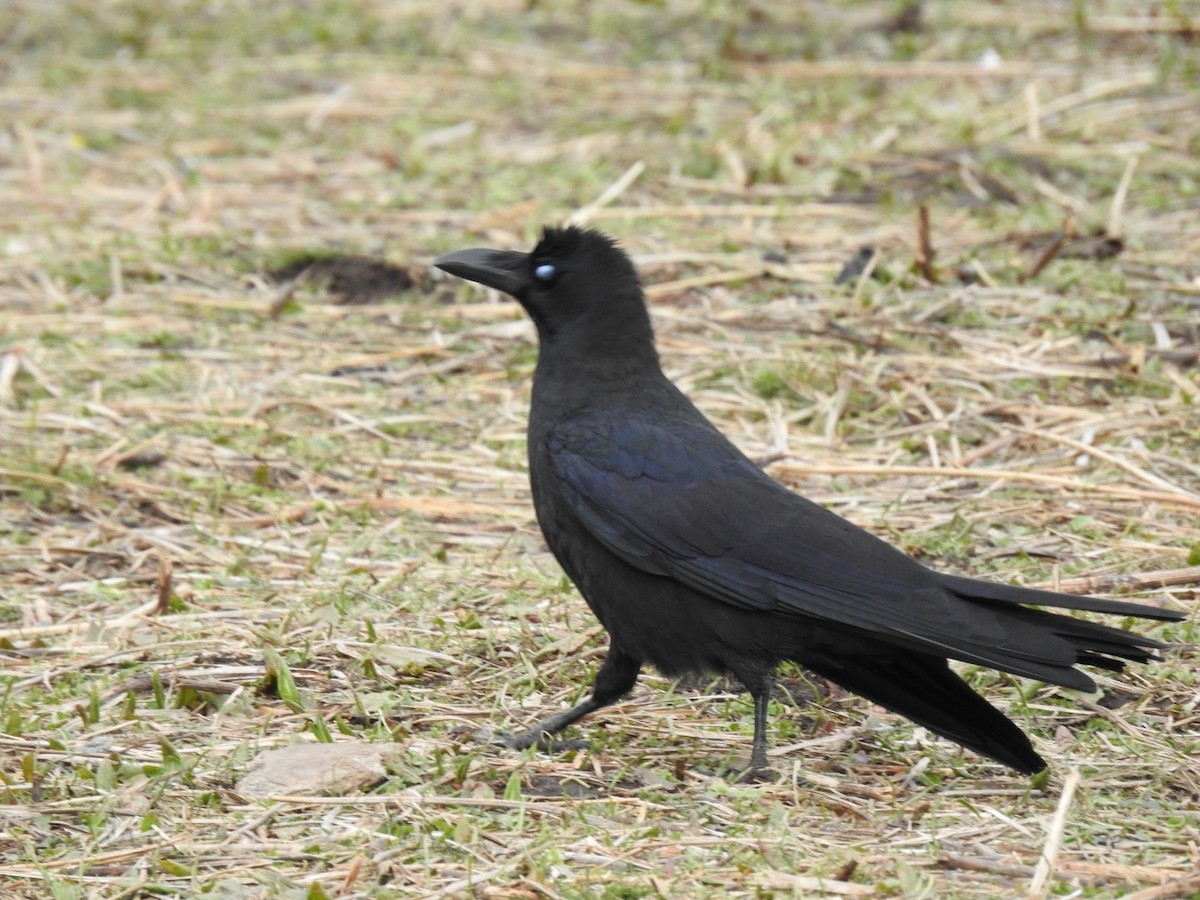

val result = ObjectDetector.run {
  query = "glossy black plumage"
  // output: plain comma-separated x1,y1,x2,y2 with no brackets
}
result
434,226,1180,775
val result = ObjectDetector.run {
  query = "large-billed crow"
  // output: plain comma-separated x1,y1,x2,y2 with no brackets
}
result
434,226,1181,775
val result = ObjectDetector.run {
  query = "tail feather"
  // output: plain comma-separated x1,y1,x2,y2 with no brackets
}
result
938,573,1183,623
928,574,1181,691
799,577,1180,773
809,651,1047,774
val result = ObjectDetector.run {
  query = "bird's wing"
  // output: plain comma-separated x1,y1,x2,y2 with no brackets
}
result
545,411,1089,667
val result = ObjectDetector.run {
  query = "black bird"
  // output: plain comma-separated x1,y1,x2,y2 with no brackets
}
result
434,226,1181,775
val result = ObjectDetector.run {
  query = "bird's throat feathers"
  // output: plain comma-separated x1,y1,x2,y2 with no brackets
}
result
533,306,661,388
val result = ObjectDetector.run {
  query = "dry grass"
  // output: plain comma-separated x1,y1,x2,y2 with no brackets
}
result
2,1,1199,897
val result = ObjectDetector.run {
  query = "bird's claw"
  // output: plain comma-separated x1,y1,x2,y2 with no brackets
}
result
470,728,525,749
725,764,779,784
471,728,589,753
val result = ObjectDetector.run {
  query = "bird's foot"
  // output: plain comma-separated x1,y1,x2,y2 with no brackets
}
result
724,763,779,784
470,727,520,748
714,747,779,783
472,728,589,753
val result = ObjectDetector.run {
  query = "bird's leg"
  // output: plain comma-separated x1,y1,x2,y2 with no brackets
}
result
494,644,641,752
729,666,776,780
748,679,772,772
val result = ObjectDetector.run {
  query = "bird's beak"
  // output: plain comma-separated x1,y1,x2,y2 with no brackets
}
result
433,247,530,297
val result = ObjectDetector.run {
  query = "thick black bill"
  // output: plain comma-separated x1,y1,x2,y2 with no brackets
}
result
434,247,530,297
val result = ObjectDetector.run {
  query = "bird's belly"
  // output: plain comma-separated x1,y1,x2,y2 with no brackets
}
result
541,520,792,676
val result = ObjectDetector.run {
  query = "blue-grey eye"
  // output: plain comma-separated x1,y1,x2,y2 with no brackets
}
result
534,263,557,282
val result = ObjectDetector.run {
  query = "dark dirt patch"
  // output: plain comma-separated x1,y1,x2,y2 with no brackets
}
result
1016,227,1125,261
268,253,417,304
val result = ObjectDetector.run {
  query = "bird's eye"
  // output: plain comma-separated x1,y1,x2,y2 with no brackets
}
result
534,263,557,282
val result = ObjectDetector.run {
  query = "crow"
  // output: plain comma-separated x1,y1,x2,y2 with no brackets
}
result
434,226,1181,776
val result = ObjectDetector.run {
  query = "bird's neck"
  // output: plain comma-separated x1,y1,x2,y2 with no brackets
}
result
531,335,663,404
532,296,660,373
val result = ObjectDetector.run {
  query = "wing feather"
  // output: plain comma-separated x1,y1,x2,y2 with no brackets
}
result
545,411,1170,675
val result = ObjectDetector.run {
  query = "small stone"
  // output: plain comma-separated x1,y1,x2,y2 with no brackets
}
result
235,741,404,799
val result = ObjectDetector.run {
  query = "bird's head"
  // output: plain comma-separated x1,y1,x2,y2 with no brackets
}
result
434,226,655,360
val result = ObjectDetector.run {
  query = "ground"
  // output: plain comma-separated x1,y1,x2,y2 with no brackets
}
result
1,1,1199,897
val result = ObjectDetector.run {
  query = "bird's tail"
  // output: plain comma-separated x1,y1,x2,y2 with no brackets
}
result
804,579,1181,772
934,574,1182,692
807,650,1047,773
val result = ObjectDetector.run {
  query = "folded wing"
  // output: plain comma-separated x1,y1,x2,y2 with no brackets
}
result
548,412,1178,691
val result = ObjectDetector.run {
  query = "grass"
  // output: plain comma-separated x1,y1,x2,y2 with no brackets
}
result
2,0,1199,897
